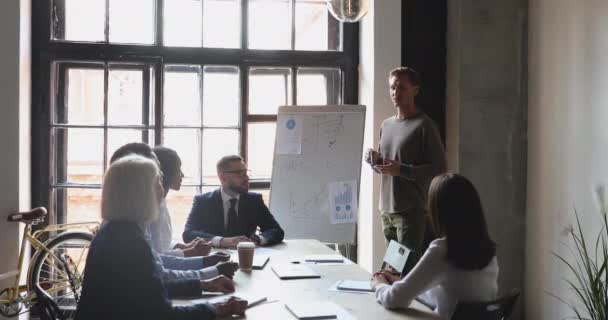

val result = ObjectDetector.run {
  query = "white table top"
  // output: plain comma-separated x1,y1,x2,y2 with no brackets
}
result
174,239,439,320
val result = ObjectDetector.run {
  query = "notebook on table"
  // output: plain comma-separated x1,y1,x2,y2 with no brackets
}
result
336,280,374,292
304,254,344,263
284,301,338,319
271,263,320,280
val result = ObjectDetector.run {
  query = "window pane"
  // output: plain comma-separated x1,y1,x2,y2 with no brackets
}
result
107,129,149,166
54,128,104,185
202,129,239,184
203,0,240,48
247,123,275,180
61,188,102,224
164,0,202,47
165,186,198,243
60,68,104,125
164,129,201,186
108,69,144,125
295,0,340,51
248,0,291,50
109,0,155,44
249,68,292,114
203,66,240,127
54,0,105,42
164,66,202,126
297,68,341,105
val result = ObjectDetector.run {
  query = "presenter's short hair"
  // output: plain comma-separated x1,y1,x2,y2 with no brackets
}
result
389,66,421,87
216,155,244,173
101,155,161,224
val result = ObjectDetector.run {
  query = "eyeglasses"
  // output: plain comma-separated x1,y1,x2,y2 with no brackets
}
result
222,169,251,177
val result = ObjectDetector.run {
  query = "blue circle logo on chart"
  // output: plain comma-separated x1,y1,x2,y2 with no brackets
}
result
346,205,351,211
286,119,296,130
336,206,341,211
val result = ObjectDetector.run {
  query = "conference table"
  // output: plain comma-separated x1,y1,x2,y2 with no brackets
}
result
175,239,439,320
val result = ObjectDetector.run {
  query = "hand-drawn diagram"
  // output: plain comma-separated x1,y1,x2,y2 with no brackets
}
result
312,115,345,150
287,187,327,219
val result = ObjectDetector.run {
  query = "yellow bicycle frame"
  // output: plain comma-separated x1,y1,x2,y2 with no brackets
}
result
0,221,99,305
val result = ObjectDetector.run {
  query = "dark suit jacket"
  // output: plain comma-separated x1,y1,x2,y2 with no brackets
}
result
183,190,284,246
76,221,215,320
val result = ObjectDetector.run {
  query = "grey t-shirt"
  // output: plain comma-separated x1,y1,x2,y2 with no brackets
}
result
377,113,446,213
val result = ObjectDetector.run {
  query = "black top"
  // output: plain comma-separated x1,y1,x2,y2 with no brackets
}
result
183,190,285,245
75,221,216,320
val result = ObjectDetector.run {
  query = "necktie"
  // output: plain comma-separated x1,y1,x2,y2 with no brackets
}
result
227,198,238,235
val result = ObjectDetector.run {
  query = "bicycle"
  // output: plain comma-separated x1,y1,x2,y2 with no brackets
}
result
0,207,99,318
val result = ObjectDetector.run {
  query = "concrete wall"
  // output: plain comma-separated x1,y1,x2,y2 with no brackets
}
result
527,1,608,319
358,0,402,272
447,0,528,318
0,0,31,296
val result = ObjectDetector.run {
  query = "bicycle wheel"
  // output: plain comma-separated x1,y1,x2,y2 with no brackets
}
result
28,232,93,318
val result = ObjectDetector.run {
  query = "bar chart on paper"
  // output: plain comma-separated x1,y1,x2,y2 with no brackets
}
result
328,180,357,224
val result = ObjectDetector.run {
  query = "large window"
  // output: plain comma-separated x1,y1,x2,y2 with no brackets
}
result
33,0,358,239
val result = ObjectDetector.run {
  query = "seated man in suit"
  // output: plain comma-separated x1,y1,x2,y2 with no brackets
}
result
183,155,285,248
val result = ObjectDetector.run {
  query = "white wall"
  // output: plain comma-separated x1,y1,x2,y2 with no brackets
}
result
0,0,31,300
527,0,608,319
358,0,402,272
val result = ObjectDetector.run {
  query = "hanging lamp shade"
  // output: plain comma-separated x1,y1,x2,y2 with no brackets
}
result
326,0,369,23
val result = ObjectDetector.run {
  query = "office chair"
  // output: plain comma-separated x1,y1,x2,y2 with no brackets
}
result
451,289,520,320
34,282,66,320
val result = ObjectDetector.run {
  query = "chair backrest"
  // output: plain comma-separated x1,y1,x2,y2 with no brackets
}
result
380,240,411,275
35,283,66,320
451,289,520,320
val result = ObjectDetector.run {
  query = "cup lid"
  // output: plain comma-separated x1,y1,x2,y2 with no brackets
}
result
237,241,255,249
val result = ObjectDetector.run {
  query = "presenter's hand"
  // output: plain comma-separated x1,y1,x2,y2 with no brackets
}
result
216,261,239,279
365,148,380,165
220,236,252,249
374,159,401,176
183,239,212,257
370,274,390,289
213,297,248,317
201,275,235,293
203,252,231,267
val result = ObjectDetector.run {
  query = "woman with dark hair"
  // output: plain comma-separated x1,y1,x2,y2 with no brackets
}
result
150,146,208,257
371,173,499,319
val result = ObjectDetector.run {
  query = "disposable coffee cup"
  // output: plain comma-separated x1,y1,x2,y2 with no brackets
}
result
237,242,255,272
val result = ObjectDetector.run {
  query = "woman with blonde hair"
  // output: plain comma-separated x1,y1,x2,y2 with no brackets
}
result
371,173,499,319
76,155,246,319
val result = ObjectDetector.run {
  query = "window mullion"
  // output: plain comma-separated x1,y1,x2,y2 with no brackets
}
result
105,0,110,43
154,61,163,145
241,64,248,163
241,0,248,50
103,63,109,171
156,0,164,46
199,66,204,187
142,65,151,144
291,66,297,105
290,0,296,50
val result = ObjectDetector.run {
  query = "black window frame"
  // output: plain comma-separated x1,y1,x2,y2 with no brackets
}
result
32,0,359,224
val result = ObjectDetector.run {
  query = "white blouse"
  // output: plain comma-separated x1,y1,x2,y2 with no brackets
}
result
374,238,499,320
149,199,183,257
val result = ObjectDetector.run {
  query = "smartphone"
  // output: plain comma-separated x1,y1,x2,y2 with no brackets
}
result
372,152,383,165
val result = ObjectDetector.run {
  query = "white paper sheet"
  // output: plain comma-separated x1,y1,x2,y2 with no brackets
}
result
276,115,302,154
328,180,358,224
